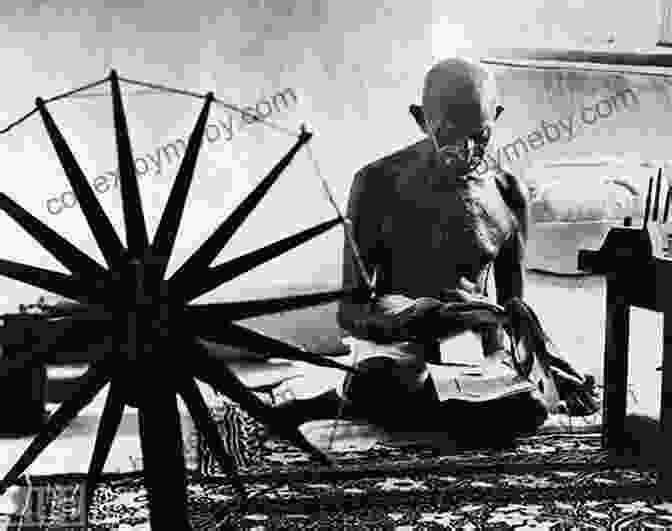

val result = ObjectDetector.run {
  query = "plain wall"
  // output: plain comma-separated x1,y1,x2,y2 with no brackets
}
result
0,0,666,323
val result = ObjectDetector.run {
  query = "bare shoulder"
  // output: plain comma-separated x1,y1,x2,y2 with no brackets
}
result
493,169,530,240
350,141,426,197
494,170,529,212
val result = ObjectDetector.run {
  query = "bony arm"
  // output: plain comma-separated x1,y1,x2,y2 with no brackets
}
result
341,291,507,345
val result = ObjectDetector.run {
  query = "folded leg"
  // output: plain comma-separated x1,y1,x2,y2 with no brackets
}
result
275,358,441,432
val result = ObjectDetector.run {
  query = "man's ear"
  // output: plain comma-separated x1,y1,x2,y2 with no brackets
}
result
409,104,426,132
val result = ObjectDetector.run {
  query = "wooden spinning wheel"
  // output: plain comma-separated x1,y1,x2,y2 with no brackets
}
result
0,70,370,528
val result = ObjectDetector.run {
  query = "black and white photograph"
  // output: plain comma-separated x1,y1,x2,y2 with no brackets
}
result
0,1,670,528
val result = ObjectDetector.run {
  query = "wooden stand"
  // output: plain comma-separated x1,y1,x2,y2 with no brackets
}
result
578,222,672,494
0,315,47,436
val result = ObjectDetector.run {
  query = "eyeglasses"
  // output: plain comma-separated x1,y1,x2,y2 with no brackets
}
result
428,124,493,162
420,105,503,170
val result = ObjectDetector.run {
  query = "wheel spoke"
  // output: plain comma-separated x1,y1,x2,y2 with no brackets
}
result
0,193,108,279
178,377,246,497
137,382,190,529
177,217,341,302
0,258,100,304
190,339,273,419
190,339,332,465
151,92,214,280
35,97,125,268
168,126,312,286
192,322,356,373
110,70,149,254
186,287,367,322
86,379,125,505
0,362,111,491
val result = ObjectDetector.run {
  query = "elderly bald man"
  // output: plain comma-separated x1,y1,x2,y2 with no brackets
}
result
276,57,546,438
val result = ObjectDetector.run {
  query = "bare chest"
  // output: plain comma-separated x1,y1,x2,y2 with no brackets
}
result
383,176,516,263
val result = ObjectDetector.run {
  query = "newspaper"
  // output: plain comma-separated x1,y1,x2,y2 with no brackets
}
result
431,365,537,402
432,333,536,402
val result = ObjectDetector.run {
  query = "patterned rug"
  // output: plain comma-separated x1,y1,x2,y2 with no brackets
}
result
3,402,669,530
2,445,667,530
89,469,667,530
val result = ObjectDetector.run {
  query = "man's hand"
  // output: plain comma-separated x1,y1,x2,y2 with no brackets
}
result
355,277,505,345
440,277,491,305
443,277,510,357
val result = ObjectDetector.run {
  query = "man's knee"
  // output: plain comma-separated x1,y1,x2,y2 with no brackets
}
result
342,356,432,421
350,356,428,396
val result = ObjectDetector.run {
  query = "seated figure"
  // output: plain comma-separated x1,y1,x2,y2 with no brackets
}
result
276,57,596,442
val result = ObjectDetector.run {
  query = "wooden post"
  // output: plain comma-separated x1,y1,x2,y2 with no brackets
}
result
603,273,630,449
661,302,672,495
130,258,191,528
138,383,191,529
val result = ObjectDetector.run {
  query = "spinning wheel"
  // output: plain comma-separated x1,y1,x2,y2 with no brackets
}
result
0,70,371,528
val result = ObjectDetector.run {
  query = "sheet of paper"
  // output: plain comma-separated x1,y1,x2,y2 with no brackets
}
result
439,330,484,366
430,361,535,402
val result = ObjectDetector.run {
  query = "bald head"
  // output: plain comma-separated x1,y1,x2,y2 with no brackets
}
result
421,57,498,141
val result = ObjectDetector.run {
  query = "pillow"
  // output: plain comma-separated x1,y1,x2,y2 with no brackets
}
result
528,176,641,223
523,174,652,274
